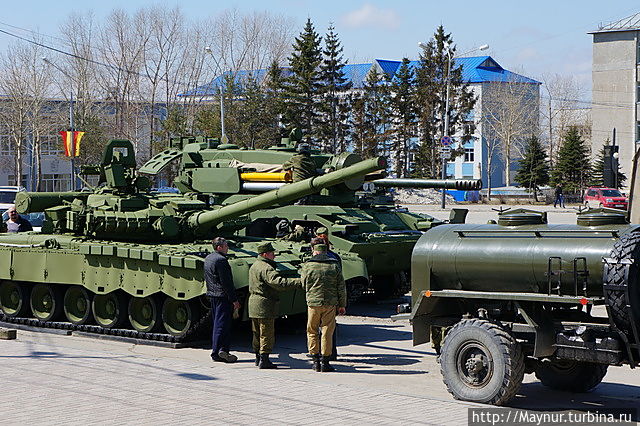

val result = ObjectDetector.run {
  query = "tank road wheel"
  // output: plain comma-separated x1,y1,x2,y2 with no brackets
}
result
440,319,525,406
162,298,200,337
63,286,93,325
0,281,30,317
535,360,608,392
128,295,161,333
30,284,63,321
93,292,127,329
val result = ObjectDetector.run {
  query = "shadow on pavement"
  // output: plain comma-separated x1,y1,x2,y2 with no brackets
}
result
510,381,640,420
175,372,216,381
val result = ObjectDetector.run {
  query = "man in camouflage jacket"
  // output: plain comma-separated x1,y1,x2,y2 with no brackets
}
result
300,243,346,372
248,242,301,369
282,143,316,182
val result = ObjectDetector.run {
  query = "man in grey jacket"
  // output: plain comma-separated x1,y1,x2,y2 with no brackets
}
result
205,237,241,363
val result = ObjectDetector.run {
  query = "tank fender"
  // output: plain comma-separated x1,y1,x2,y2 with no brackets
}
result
516,301,556,357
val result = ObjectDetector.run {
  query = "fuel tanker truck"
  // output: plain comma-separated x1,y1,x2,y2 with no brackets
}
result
404,207,640,405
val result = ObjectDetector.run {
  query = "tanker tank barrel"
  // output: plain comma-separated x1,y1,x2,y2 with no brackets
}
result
189,156,387,231
15,192,89,214
373,178,482,190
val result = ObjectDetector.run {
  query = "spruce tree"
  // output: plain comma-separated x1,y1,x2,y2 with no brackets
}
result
414,26,476,178
590,139,627,187
389,58,417,177
552,127,591,193
263,60,287,136
363,68,392,159
319,24,352,153
284,19,323,145
514,135,549,201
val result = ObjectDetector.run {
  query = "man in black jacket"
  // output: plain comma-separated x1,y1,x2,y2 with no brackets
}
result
205,237,241,363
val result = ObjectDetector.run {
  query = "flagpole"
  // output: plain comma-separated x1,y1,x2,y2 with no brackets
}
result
69,90,76,190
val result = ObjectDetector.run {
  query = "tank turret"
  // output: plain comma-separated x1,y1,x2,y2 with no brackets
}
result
138,132,483,299
16,140,386,241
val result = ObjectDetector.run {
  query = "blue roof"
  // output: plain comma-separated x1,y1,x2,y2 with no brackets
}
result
182,55,539,96
375,59,402,77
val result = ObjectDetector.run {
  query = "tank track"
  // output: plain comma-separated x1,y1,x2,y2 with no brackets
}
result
0,308,211,344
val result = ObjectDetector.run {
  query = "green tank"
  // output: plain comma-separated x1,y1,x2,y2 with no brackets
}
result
407,208,640,405
0,139,385,341
142,133,481,299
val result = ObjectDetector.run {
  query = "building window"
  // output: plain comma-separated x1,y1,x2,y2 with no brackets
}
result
41,174,71,192
41,135,63,156
7,174,28,188
637,121,640,141
0,134,13,157
464,147,475,162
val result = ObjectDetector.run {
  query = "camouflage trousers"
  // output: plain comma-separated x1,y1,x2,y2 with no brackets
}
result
307,306,336,357
252,318,275,355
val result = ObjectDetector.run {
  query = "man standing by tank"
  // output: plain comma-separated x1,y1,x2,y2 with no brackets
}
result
248,242,301,369
282,143,317,183
5,206,32,233
301,243,346,372
204,237,241,363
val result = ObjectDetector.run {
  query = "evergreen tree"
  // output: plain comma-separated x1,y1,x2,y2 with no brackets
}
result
389,58,417,177
284,19,323,145
514,135,549,201
235,76,279,149
318,24,352,153
414,26,476,178
351,69,391,161
552,126,591,193
263,60,287,136
590,138,627,187
193,106,220,138
363,68,392,159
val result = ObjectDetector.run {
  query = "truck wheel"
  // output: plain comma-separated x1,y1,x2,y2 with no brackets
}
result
535,360,608,392
440,319,524,405
605,232,640,334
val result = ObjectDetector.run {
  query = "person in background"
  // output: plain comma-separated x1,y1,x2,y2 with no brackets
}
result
248,242,301,369
5,206,32,233
204,237,241,363
554,183,565,208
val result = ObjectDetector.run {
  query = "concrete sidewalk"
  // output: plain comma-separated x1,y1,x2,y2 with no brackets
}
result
0,330,476,425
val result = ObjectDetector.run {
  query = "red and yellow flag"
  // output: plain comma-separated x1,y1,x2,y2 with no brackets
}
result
59,131,85,157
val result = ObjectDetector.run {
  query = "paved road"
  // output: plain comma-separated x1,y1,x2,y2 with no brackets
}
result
405,203,584,225
2,203,639,424
2,301,639,425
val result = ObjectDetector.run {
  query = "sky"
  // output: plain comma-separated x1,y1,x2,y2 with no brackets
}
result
1,1,639,98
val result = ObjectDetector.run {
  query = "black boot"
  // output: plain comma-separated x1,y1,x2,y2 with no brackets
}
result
320,356,335,372
255,353,260,366
258,354,277,369
311,355,321,372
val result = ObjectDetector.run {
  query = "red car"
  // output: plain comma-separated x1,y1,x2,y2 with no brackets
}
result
584,187,628,210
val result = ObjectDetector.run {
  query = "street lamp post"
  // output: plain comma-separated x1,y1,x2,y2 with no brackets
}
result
42,57,78,190
418,42,489,209
204,46,227,142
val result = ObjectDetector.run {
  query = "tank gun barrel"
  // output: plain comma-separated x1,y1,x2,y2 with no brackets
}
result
373,178,482,190
15,192,89,214
189,156,387,231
